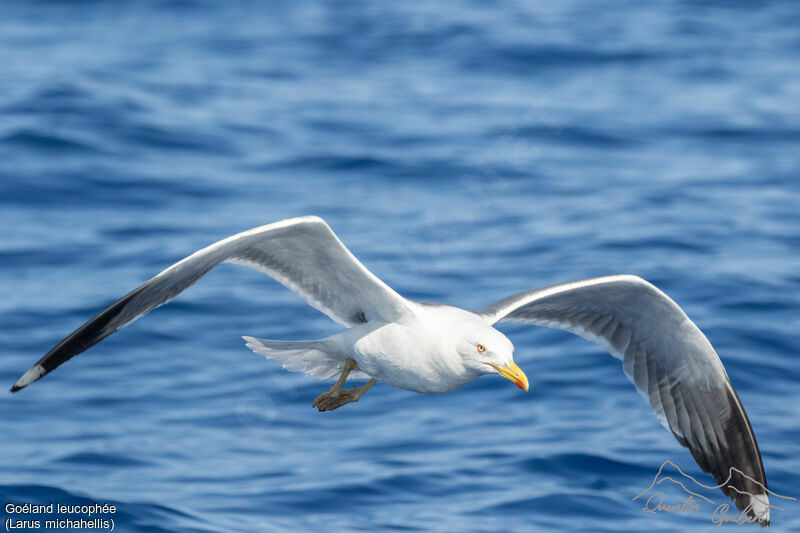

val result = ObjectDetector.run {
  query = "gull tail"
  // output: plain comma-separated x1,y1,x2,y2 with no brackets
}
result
242,336,368,381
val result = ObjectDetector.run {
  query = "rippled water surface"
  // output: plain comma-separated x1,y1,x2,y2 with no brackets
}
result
1,1,799,531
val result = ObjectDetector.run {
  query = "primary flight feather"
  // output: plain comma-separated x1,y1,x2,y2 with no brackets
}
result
10,215,771,526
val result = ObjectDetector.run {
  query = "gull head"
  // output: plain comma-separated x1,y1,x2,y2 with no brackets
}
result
455,323,529,392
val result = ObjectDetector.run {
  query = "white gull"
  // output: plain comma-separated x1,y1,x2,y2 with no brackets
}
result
10,215,771,525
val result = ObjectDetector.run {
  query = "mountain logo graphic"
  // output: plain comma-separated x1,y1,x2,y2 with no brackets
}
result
633,460,795,527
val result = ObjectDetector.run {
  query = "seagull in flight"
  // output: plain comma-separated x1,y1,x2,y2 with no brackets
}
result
10,215,771,525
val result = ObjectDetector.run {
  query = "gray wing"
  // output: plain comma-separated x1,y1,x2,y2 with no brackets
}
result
12,216,414,392
476,274,770,526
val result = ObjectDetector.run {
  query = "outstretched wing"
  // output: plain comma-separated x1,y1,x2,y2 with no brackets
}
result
12,216,414,392
475,275,770,526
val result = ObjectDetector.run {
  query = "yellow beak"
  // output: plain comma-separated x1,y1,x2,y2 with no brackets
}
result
489,361,529,392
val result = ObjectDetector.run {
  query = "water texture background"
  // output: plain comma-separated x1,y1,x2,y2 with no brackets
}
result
1,1,798,531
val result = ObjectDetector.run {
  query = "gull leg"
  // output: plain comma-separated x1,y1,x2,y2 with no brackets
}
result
333,358,358,394
313,359,377,411
312,358,357,410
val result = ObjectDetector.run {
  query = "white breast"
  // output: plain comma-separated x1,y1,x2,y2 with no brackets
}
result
342,313,480,394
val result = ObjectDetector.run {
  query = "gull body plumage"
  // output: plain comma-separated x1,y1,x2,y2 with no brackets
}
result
246,303,517,394
10,215,771,526
347,304,516,393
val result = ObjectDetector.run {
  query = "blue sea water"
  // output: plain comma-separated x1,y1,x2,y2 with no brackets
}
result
1,1,799,531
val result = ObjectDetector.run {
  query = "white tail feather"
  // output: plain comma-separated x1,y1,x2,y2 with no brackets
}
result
242,336,368,381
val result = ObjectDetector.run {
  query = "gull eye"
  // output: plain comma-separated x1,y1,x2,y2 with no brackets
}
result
477,344,486,353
